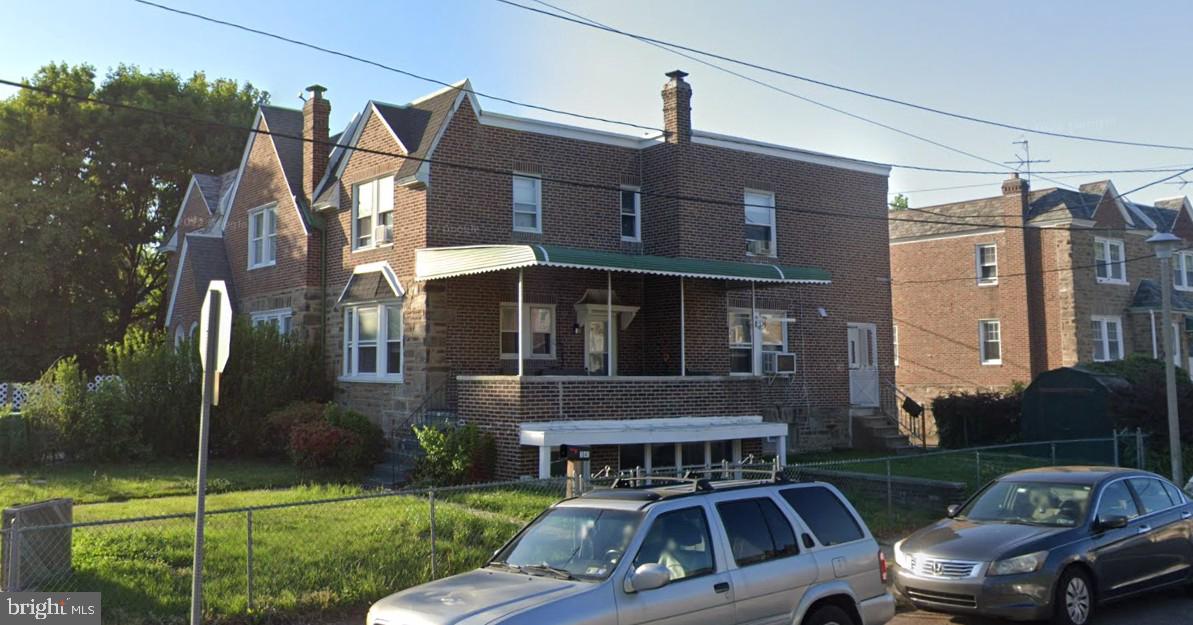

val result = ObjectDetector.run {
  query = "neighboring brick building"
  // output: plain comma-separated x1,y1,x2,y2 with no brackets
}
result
165,71,898,479
890,175,1193,422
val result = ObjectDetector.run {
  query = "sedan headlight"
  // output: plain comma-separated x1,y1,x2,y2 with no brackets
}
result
988,550,1048,576
893,540,914,570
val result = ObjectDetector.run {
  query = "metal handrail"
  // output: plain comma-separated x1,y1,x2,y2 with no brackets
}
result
884,381,930,449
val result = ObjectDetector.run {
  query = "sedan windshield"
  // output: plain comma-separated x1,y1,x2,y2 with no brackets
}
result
492,507,642,580
957,481,1091,527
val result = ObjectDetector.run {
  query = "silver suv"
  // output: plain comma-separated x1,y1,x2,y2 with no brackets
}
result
368,476,895,625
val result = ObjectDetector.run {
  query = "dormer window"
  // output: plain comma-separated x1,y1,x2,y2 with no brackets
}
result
353,176,394,251
1094,237,1126,284
248,204,277,269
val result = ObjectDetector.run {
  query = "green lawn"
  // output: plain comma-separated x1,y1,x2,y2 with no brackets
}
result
0,460,359,510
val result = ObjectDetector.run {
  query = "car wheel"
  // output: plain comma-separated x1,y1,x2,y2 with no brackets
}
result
1052,567,1094,625
804,605,855,625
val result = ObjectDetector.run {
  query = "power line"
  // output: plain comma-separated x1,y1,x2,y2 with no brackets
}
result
2,76,1178,236
131,0,1186,180
496,0,1193,153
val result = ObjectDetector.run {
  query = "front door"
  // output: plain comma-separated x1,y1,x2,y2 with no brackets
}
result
847,323,879,407
586,318,618,375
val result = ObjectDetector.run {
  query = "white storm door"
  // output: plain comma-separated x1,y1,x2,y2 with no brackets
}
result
848,323,880,407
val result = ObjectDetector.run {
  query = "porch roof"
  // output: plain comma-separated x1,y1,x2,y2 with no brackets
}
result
415,244,831,284
518,416,788,447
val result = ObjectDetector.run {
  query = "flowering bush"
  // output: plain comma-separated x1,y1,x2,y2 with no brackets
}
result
288,420,363,470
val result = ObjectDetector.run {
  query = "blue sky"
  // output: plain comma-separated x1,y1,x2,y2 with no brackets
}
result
5,0,1193,206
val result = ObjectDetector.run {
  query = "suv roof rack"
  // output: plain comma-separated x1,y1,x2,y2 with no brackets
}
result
583,460,790,500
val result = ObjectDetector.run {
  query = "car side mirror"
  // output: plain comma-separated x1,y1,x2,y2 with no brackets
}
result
946,504,961,518
624,563,670,593
1096,514,1129,531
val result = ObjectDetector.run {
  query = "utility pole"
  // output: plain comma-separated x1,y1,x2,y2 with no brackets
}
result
1148,232,1184,485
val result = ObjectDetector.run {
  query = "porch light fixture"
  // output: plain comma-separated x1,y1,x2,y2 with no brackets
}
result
573,322,581,335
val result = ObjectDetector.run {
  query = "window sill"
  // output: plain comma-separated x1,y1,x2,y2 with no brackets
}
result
621,236,641,243
980,360,1002,366
338,375,404,384
1176,285,1193,293
977,280,998,287
745,252,778,259
352,243,394,254
1095,278,1128,285
248,261,277,271
512,227,542,235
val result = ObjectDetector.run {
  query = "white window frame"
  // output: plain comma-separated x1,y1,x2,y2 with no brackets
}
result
1091,315,1123,362
247,203,277,269
499,303,556,359
512,174,542,234
352,175,395,252
728,307,789,375
1175,251,1193,292
976,243,998,285
251,308,293,334
893,324,899,367
340,302,403,382
744,189,777,257
979,319,1002,365
620,186,641,242
1094,237,1127,284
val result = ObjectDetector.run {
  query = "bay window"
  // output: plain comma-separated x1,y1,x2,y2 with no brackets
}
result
342,302,403,380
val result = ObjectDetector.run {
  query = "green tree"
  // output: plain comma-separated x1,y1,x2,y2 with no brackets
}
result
0,63,266,378
889,193,909,211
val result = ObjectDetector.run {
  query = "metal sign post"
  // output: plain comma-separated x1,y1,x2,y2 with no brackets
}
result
191,281,232,625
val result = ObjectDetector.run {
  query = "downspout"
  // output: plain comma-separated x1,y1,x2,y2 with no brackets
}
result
320,224,328,368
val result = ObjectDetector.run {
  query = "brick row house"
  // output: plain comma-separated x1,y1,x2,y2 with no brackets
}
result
163,72,897,480
890,175,1193,427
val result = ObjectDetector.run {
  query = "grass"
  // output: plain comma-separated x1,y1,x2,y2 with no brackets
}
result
0,460,359,510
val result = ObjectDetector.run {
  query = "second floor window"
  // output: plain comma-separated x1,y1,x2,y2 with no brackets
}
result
248,204,277,268
1176,251,1193,291
513,175,542,233
1091,316,1123,362
744,190,776,257
1094,238,1126,283
979,319,1001,364
976,244,998,285
353,176,395,250
620,188,640,242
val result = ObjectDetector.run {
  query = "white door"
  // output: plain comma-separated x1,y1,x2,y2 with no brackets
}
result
585,319,618,375
847,323,880,407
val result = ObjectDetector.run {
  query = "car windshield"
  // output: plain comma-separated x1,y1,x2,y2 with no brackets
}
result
957,480,1091,527
491,507,642,581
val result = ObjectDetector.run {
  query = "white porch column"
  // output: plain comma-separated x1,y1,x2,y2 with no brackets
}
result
538,445,551,479
703,441,712,469
607,271,614,376
776,434,788,469
732,439,743,479
750,282,761,376
517,269,525,377
679,277,686,376
675,443,683,476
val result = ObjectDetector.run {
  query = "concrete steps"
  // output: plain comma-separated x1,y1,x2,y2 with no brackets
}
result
852,409,922,455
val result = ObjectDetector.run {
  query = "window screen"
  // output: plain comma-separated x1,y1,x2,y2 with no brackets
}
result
780,486,864,546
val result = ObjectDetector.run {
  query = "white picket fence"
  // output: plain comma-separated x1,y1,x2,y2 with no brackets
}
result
0,376,119,414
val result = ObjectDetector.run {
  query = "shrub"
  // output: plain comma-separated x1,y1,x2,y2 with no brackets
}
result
266,401,327,456
324,403,384,467
20,357,89,459
1084,355,1193,444
412,423,497,486
0,409,43,467
75,379,147,463
288,420,362,470
932,389,1022,448
104,326,202,458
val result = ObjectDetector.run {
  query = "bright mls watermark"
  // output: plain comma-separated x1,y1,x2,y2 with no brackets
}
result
1,593,99,625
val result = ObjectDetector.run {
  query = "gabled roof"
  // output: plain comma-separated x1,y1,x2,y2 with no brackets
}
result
1131,279,1193,313
259,105,305,200
164,233,236,327
193,171,236,214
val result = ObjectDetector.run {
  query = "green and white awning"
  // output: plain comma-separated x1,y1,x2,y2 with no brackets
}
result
415,244,831,284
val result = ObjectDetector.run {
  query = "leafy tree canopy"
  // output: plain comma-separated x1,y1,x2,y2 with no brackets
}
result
0,62,266,379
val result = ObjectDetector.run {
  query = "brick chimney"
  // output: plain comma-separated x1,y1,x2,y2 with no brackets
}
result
1001,172,1029,218
302,84,331,203
661,70,692,144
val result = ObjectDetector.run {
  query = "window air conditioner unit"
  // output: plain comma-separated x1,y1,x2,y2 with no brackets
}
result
373,224,393,244
747,239,772,256
763,351,797,375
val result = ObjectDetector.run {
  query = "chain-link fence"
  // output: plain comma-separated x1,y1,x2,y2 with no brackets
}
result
0,432,1148,622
